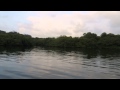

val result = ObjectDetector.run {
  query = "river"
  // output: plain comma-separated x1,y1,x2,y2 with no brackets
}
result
0,46,120,79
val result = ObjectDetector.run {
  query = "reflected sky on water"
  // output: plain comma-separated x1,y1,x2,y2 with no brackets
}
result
0,46,120,79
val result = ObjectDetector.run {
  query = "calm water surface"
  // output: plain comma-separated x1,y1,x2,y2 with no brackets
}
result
0,46,120,79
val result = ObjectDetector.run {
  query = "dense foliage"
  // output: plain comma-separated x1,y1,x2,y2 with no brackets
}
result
34,32,120,49
0,30,33,47
1,30,120,49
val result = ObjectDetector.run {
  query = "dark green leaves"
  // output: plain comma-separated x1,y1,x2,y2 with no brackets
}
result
0,29,120,49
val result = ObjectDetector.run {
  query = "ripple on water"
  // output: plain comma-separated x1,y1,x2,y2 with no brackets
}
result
0,47,120,79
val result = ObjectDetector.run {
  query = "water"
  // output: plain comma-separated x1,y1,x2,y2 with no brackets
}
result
0,46,120,79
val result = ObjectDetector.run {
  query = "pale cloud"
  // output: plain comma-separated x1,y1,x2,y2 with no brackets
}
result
18,11,120,38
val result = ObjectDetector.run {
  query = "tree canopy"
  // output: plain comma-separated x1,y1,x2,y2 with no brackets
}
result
0,30,120,49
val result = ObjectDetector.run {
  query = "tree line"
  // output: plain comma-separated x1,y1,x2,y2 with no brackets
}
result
0,30,120,49
0,30,33,47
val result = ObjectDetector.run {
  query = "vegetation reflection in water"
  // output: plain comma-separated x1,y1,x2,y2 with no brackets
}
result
40,47,120,70
0,46,32,55
39,46,120,59
0,46,120,79
1,46,120,59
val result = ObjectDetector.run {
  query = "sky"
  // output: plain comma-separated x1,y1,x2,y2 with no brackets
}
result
0,11,120,38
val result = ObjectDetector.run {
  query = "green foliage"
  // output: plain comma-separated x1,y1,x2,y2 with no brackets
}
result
33,32,120,49
0,30,33,47
0,30,120,49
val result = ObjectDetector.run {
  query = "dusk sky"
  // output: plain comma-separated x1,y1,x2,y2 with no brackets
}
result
0,11,120,38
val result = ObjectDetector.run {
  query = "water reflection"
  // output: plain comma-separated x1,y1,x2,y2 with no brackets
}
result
40,47,120,59
1,46,120,78
0,46,33,55
37,47,120,78
1,46,120,60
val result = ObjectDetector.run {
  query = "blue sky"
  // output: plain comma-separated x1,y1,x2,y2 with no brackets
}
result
0,11,87,34
0,11,33,32
0,11,120,37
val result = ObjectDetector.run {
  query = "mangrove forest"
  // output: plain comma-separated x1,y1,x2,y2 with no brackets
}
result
0,30,120,49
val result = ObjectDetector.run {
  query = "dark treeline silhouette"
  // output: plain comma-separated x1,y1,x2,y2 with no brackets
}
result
1,30,120,49
34,32,120,49
0,30,33,47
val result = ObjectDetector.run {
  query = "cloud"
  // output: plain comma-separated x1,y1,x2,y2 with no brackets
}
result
18,11,120,38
